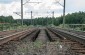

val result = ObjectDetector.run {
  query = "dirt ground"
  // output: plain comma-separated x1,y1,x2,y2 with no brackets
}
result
0,40,78,55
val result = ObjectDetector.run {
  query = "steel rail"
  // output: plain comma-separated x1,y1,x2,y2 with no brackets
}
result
0,29,36,45
47,27,85,45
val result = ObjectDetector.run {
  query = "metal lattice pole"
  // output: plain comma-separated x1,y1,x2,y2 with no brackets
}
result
47,16,48,26
21,0,23,28
52,11,54,25
31,11,33,25
63,0,66,28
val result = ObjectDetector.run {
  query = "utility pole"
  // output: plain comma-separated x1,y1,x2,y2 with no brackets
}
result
21,0,23,27
52,11,54,25
31,11,33,25
42,18,43,26
63,0,66,28
24,1,41,26
47,16,48,26
21,0,41,26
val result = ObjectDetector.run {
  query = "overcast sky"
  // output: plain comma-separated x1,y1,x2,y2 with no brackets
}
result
0,0,85,19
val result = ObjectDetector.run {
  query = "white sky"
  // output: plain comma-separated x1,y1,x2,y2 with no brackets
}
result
0,0,85,19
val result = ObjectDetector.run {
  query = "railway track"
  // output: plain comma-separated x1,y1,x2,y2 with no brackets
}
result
24,29,40,42
0,30,18,38
0,27,85,55
0,28,37,45
47,27,85,55
56,27,85,36
0,28,40,55
52,27,85,45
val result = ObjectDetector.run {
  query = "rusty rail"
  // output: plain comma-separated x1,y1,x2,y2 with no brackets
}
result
0,28,36,45
47,27,85,54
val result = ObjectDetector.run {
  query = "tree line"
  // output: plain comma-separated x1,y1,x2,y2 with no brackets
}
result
0,11,85,26
20,11,85,26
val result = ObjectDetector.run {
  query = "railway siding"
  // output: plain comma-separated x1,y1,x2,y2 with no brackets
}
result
47,27,85,55
48,27,85,45
0,28,37,45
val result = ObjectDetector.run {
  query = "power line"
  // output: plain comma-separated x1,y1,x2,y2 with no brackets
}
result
55,0,64,7
13,12,21,16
